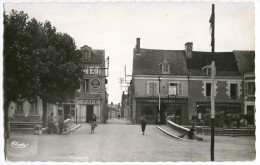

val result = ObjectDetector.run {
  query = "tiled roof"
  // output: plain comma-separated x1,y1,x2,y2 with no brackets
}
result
92,49,105,62
133,49,188,75
186,51,241,76
233,51,255,73
186,51,239,71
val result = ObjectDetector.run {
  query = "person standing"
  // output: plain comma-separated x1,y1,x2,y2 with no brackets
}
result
188,123,195,139
48,113,56,134
58,113,64,135
90,114,97,134
140,116,147,135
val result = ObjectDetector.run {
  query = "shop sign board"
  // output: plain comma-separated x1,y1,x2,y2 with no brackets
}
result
76,100,100,105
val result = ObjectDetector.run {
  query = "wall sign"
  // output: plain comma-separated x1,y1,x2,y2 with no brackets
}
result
91,79,101,89
76,100,101,105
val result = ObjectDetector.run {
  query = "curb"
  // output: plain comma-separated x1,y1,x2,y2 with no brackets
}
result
156,126,194,142
70,124,81,132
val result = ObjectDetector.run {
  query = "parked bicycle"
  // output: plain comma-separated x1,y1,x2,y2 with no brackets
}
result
63,119,72,135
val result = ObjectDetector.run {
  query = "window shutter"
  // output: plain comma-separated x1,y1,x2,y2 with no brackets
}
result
148,82,153,95
244,82,248,95
179,82,183,96
154,82,158,96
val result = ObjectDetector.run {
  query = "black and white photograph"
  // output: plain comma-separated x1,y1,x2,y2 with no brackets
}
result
1,0,259,163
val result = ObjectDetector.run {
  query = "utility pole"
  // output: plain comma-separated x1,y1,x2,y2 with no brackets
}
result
158,76,161,125
210,4,215,161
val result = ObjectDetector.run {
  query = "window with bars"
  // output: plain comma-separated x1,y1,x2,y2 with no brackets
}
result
245,82,255,95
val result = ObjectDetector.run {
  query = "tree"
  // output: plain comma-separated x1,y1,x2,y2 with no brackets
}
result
4,10,83,136
4,10,41,139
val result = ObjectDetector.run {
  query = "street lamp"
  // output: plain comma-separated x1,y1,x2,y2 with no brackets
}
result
158,76,161,125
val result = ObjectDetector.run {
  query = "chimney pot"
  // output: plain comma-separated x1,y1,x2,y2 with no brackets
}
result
136,38,141,55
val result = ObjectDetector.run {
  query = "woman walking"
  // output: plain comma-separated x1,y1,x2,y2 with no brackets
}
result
140,116,147,135
90,114,97,134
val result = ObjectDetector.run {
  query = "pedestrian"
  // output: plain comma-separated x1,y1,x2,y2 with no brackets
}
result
188,123,195,139
58,113,64,135
48,113,56,134
140,116,147,135
90,114,97,134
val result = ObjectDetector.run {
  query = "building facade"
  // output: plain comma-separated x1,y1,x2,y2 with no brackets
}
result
63,45,108,123
131,38,189,124
185,43,244,125
130,38,255,125
234,51,255,125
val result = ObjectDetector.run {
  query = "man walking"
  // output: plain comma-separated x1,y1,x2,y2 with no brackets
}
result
140,116,147,135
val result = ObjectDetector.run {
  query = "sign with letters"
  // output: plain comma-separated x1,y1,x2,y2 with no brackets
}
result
76,100,101,105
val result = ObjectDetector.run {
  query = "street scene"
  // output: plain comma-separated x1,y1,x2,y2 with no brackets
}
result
2,1,258,163
5,118,256,162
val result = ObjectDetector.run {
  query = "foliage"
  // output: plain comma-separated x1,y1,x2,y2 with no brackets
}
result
4,10,83,129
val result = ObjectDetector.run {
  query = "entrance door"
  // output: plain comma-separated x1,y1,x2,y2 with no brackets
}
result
86,105,94,123
247,106,254,125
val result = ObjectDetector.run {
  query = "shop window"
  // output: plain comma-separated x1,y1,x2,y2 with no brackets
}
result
230,83,238,99
142,106,156,118
206,83,211,96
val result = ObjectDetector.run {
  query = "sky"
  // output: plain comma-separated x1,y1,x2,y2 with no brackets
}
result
2,1,256,104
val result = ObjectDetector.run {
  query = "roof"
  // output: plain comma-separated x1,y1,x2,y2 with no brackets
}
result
132,47,250,77
186,51,241,76
133,49,188,75
233,51,255,73
92,49,105,62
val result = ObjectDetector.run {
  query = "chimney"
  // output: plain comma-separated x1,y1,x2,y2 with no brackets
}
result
185,42,193,58
136,38,141,55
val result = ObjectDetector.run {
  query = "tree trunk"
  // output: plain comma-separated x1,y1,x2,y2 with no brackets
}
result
42,99,48,128
4,100,10,139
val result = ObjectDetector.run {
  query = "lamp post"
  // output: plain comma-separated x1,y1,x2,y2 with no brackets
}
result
158,76,161,125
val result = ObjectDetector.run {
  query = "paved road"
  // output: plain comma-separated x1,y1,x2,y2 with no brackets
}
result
6,118,256,162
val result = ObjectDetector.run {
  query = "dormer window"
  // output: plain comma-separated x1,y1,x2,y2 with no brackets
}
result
160,59,170,74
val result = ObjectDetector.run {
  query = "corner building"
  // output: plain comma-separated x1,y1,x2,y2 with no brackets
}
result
63,45,108,123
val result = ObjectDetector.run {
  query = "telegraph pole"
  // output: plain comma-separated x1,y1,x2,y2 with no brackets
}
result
210,4,215,161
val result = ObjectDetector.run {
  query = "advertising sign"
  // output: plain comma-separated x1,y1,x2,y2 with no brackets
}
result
91,79,101,89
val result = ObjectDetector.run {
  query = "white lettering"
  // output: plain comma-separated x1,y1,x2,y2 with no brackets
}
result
11,141,29,149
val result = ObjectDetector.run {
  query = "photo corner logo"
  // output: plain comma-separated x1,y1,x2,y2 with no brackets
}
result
11,140,29,149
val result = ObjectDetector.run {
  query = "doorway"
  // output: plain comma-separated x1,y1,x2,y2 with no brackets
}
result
247,106,254,125
86,105,94,123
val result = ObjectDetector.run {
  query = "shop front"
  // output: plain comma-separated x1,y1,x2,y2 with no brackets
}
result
135,97,188,125
76,99,101,123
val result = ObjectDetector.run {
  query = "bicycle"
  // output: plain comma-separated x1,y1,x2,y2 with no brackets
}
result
63,119,72,135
